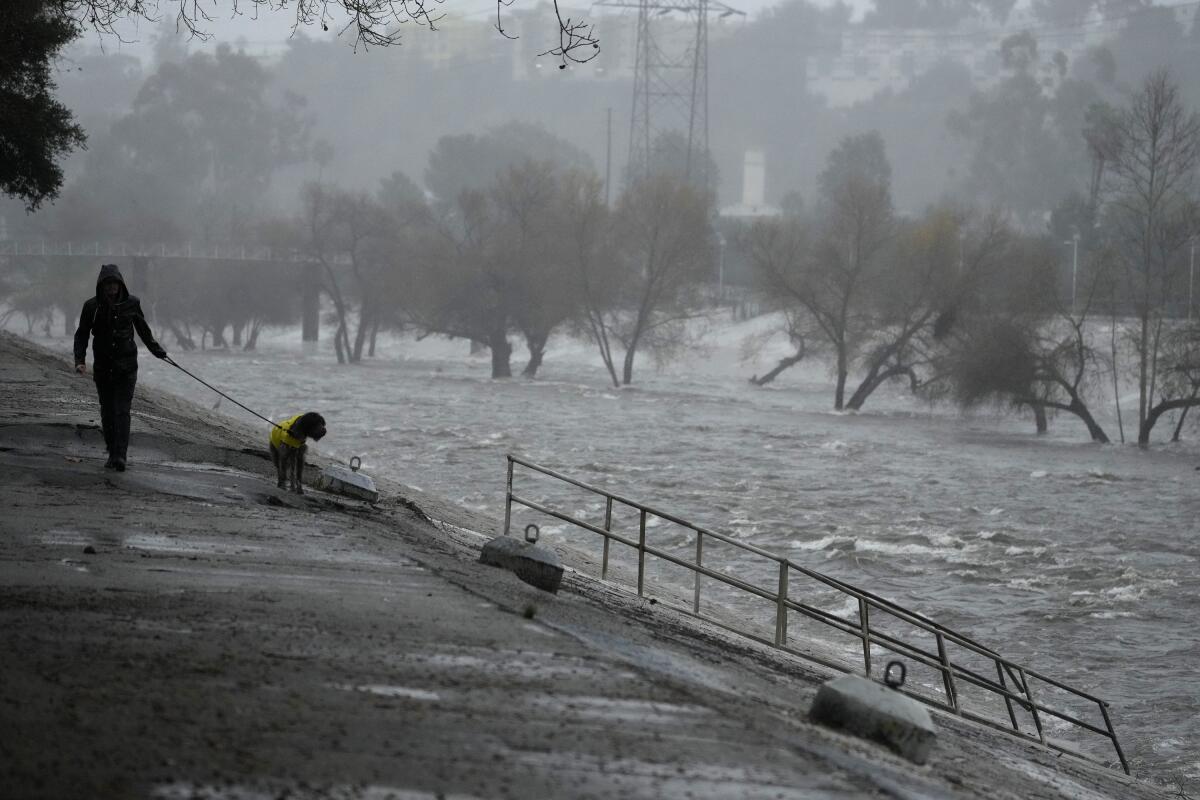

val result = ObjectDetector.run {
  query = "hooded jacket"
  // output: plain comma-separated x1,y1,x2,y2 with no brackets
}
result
74,264,165,375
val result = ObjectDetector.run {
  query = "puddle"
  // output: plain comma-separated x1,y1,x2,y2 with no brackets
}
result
158,462,261,479
330,683,441,701
391,649,638,682
41,528,90,546
124,533,262,556
521,694,712,724
153,784,481,800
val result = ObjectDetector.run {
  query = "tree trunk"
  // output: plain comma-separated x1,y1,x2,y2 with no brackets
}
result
1137,313,1149,448
1141,397,1200,446
167,322,196,351
244,320,263,351
834,344,848,411
750,348,804,386
351,309,370,363
368,320,380,358
522,331,547,378
1033,404,1048,435
1070,398,1109,444
333,322,347,364
488,327,512,379
1171,389,1198,442
622,341,638,385
232,323,243,347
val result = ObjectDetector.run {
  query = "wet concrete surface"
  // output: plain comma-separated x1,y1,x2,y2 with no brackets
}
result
0,332,1173,799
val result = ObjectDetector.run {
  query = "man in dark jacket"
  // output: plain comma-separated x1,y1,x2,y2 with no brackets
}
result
73,264,167,471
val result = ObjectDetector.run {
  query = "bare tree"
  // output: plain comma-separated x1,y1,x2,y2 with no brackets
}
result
403,191,516,378
1103,70,1200,445
490,162,577,378
560,172,623,387
747,132,893,409
403,162,587,379
609,175,714,385
300,182,398,364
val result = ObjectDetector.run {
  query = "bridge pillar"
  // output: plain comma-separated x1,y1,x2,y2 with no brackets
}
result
301,262,320,343
128,256,155,321
129,256,150,298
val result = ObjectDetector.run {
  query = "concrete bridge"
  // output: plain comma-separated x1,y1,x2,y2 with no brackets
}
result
0,239,331,342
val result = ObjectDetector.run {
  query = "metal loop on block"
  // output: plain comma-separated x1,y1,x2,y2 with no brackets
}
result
884,661,907,689
524,524,540,543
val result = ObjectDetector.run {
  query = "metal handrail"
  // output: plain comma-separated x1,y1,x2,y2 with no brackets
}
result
503,454,1130,775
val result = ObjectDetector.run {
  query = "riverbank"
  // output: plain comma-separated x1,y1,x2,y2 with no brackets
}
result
0,331,1174,799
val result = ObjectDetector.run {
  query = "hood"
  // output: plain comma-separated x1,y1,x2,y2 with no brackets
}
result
96,263,129,302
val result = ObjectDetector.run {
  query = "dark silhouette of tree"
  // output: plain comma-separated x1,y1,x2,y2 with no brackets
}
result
424,122,593,206
51,45,310,244
4,0,598,209
941,242,1114,443
0,1,85,210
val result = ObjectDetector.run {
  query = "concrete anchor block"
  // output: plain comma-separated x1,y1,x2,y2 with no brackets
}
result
316,460,378,503
480,536,563,594
809,673,937,764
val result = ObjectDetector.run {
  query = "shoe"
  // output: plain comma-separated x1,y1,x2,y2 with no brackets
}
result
104,456,117,469
113,457,126,472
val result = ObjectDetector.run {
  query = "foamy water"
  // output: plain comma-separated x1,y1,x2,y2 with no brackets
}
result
28,313,1200,785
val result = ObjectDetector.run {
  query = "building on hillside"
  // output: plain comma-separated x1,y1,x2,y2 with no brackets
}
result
805,5,1198,108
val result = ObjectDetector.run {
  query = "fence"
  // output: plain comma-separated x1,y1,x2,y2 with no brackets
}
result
503,454,1129,775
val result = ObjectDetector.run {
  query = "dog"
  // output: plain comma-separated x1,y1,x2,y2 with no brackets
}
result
269,412,327,495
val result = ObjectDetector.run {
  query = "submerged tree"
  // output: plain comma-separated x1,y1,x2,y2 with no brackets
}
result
747,132,894,409
941,240,1113,443
608,175,714,385
1102,70,1200,446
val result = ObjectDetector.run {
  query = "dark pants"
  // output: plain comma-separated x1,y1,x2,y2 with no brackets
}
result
95,370,137,460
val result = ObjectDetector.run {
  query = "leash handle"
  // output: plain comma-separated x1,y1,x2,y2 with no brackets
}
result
163,356,287,432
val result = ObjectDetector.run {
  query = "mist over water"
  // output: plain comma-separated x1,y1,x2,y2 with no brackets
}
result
116,317,1200,784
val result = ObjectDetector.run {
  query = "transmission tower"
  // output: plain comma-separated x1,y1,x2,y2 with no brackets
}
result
598,0,742,190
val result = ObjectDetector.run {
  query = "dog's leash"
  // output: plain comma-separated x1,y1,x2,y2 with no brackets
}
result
162,355,287,432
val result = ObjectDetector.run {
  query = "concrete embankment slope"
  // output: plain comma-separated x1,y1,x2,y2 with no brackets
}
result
0,331,1165,800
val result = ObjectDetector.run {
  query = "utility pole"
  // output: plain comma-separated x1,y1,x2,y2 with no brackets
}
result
1064,232,1079,313
1190,236,1195,320
605,107,613,207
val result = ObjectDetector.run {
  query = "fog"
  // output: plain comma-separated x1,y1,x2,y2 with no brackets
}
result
20,0,1199,223
2,0,1199,790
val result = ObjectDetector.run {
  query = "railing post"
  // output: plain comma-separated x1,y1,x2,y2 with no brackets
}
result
858,598,872,677
1016,667,1046,746
936,632,959,712
503,456,514,536
637,509,647,597
996,661,1020,731
602,497,613,581
774,560,788,646
693,530,703,614
1098,701,1130,775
